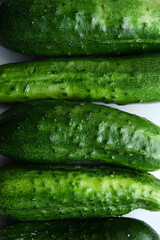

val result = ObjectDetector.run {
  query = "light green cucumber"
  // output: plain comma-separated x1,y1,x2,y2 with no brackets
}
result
0,218,159,240
1,54,160,104
0,0,160,56
1,165,160,221
0,100,160,171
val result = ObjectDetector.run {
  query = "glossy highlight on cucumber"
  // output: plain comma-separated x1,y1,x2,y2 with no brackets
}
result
0,218,159,240
0,100,160,171
0,0,160,56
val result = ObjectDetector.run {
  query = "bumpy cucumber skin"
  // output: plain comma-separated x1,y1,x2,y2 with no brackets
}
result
2,54,160,104
0,0,160,56
1,101,160,171
1,165,160,221
0,218,159,240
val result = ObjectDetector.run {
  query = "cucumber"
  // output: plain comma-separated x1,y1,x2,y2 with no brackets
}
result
0,100,160,171
0,0,160,56
1,54,160,104
1,164,160,221
0,100,160,170
0,218,159,240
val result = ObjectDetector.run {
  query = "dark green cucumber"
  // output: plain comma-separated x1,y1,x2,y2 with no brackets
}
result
0,218,159,240
0,0,160,56
2,54,160,103
1,164,160,221
1,100,160,171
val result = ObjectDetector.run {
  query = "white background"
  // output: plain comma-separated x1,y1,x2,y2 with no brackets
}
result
0,46,160,234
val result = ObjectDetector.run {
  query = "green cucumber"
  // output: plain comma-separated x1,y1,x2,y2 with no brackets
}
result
1,54,160,104
0,218,159,240
0,0,160,56
1,100,160,171
1,164,160,221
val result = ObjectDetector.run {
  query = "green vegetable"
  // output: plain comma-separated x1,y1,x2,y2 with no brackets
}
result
0,218,159,240
0,100,159,170
1,164,160,221
1,54,160,104
0,0,160,56
0,100,160,171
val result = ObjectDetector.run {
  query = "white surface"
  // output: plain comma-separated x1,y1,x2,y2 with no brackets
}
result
0,46,160,234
